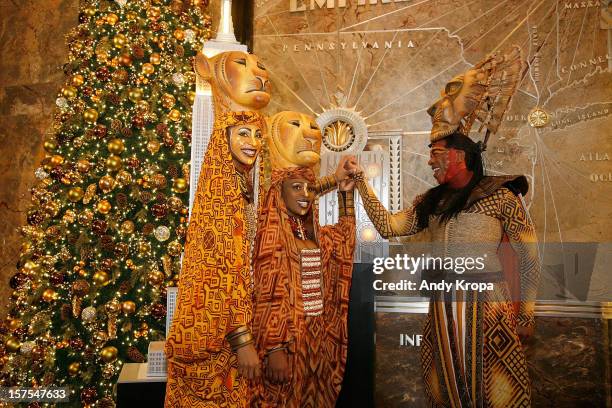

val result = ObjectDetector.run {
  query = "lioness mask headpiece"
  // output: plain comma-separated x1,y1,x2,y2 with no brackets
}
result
195,51,272,113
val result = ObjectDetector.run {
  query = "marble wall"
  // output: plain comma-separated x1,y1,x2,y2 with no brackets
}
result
0,0,81,317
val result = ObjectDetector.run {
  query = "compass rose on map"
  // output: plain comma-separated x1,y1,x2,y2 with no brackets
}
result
528,107,550,128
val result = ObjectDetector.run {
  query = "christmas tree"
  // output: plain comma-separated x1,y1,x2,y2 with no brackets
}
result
0,0,211,405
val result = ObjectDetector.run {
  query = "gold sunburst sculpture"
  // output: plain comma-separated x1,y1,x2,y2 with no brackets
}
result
323,120,355,152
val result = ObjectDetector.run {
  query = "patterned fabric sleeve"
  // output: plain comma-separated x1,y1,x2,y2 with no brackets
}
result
314,174,338,196
500,188,540,328
355,176,423,238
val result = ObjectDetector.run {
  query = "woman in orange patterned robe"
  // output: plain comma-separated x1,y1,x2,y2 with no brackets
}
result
251,167,356,407
165,111,266,408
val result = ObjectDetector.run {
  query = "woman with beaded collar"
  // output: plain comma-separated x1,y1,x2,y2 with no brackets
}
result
250,166,356,407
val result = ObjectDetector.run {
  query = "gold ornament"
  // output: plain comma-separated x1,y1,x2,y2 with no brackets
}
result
78,209,94,225
107,138,125,154
116,170,132,185
119,53,133,66
100,346,118,363
43,201,60,216
128,88,144,103
142,63,155,76
71,74,85,87
76,159,91,173
98,175,116,193
43,138,57,152
148,6,161,19
42,288,58,302
106,13,119,25
121,300,136,315
5,338,21,353
120,220,135,234
167,240,182,257
50,155,64,167
161,93,176,109
23,260,41,274
148,270,165,286
61,86,78,99
173,29,185,41
106,155,123,171
68,362,81,376
137,100,150,112
126,11,137,20
112,34,128,49
172,178,188,193
146,139,161,154
68,187,85,203
187,91,196,104
8,318,21,332
92,270,110,286
138,241,151,254
150,53,161,65
168,196,183,212
168,109,181,122
97,200,112,214
83,108,99,123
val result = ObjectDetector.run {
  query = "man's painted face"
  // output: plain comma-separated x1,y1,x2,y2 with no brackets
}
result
281,177,316,217
427,140,466,185
228,124,263,170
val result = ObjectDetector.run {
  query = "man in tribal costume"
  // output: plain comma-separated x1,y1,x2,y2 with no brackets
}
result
165,111,266,407
251,167,356,407
351,47,540,407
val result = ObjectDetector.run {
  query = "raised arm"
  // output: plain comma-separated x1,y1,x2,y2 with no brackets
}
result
355,173,424,238
500,189,540,329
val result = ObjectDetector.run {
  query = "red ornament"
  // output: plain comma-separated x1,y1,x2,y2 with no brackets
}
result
91,219,108,235
151,203,168,218
80,387,98,405
49,272,65,286
151,303,166,320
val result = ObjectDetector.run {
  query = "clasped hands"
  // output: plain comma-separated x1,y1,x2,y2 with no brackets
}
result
236,343,292,383
334,155,361,191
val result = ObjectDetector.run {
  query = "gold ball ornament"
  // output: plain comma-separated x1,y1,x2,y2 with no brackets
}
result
121,300,136,315
107,138,125,154
83,108,99,123
97,200,112,214
148,270,165,286
138,241,151,254
168,109,181,122
162,93,176,109
50,154,64,167
43,138,57,152
23,260,42,274
120,220,135,234
100,346,118,363
142,63,155,76
76,159,91,173
8,318,21,332
146,139,161,154
150,53,161,65
71,74,85,87
112,34,128,49
92,270,110,286
119,53,133,66
68,362,81,376
61,86,78,99
187,91,196,104
106,155,123,171
98,175,116,193
148,6,161,19
106,13,119,25
68,187,85,203
42,288,58,302
168,196,183,212
128,88,144,102
172,178,188,193
5,338,21,353
126,11,137,20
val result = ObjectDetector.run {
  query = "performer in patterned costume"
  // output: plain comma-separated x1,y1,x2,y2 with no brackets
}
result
351,47,540,407
251,167,356,407
165,111,266,407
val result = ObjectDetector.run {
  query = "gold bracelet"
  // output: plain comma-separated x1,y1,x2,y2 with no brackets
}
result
229,332,255,351
227,326,249,340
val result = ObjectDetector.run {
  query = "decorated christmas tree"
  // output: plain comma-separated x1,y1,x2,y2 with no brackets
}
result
0,0,211,405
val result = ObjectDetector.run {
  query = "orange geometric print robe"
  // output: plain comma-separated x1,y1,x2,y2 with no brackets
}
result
164,111,266,408
251,168,356,407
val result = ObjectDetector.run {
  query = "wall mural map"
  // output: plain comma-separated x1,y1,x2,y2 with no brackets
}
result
253,0,612,300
